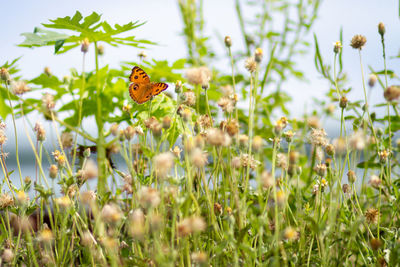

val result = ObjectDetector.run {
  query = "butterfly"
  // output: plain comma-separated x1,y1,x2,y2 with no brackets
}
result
128,66,168,104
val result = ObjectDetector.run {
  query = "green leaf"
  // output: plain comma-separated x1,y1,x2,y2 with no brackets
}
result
19,27,69,48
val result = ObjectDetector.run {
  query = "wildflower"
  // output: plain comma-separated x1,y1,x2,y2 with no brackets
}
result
49,164,58,179
122,104,132,113
52,150,66,166
347,170,356,183
81,160,98,180
339,96,348,108
0,68,11,82
80,190,96,205
134,125,144,136
55,196,72,209
42,93,55,110
254,48,263,63
333,41,342,54
124,126,135,140
0,131,7,146
60,132,73,149
16,191,28,205
312,184,320,195
289,151,299,164
153,152,174,179
238,134,249,148
197,114,213,131
245,57,257,73
378,22,385,36
261,171,274,189
309,128,328,147
369,174,382,189
81,38,90,53
314,163,327,177
283,130,295,143
378,150,390,163
225,119,239,137
2,249,14,263
110,123,119,136
348,130,365,151
138,51,147,60
138,187,160,208
190,148,208,168
129,209,145,239
171,146,182,159
218,96,235,113
34,121,46,141
368,74,377,87
325,144,335,156
11,80,31,95
370,238,382,251
224,36,232,47
231,156,241,169
177,216,206,237
350,34,367,50
276,190,286,205
214,203,222,215
0,193,14,208
326,103,335,114
38,228,54,243
284,227,298,241
252,136,263,152
221,85,234,97
276,153,288,170
332,137,346,155
144,117,162,136
101,204,122,223
181,107,192,122
307,116,321,129
365,208,379,224
175,80,183,94
384,85,400,102
81,231,96,247
191,252,208,264
240,154,260,170
206,128,231,147
342,184,350,194
186,66,211,86
97,44,104,55
162,116,171,129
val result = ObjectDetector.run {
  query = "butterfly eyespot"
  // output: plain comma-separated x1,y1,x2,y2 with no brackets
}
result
134,75,138,79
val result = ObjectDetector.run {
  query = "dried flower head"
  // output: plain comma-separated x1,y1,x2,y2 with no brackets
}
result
284,227,298,241
240,153,261,170
342,184,350,194
252,136,263,152
34,121,46,142
238,134,249,148
97,44,104,55
80,190,96,205
369,174,382,189
206,128,231,147
11,80,31,95
38,228,54,243
0,193,14,208
175,80,183,94
368,74,377,88
138,187,160,208
348,130,366,151
261,170,274,189
162,116,171,129
218,96,235,113
52,150,66,167
245,57,257,73
190,148,208,168
350,34,366,50
307,116,321,129
186,66,211,86
101,204,122,223
276,153,288,170
60,132,73,149
153,152,174,179
177,216,206,237
81,159,98,180
365,208,379,224
378,149,390,163
42,93,55,110
254,48,263,63
55,196,72,209
191,251,208,264
384,85,400,102
309,128,328,147
0,131,7,146
196,114,213,132
2,248,14,263
314,163,327,177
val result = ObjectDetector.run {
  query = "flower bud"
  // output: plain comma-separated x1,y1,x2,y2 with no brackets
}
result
81,38,90,53
339,96,348,109
224,36,232,47
378,22,385,36
175,80,183,94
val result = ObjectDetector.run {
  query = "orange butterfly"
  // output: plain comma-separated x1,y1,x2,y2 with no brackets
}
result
128,66,168,104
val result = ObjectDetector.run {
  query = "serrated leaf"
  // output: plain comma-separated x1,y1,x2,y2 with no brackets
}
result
19,27,69,48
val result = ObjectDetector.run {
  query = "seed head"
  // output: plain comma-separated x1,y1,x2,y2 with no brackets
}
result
309,128,328,147
191,252,208,264
171,146,182,159
55,196,72,209
365,208,379,224
350,34,366,50
218,96,235,113
2,249,14,263
276,153,288,170
101,204,122,223
378,22,385,36
81,159,98,180
162,116,171,129
245,57,257,73
153,152,174,179
339,96,348,109
0,193,14,208
349,130,366,151
261,170,274,189
369,174,382,189
384,85,400,102
197,114,213,132
60,131,73,149
307,116,321,129
138,187,160,208
240,153,260,170
206,128,231,147
186,66,211,86
42,93,55,110
39,228,54,244
11,80,31,95
314,163,327,177
238,134,249,148
80,190,96,205
224,36,232,47
252,136,263,152
225,119,239,137
182,90,196,106
190,148,208,168
177,216,206,237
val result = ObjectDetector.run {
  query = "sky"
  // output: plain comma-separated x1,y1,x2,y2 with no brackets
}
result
0,0,399,179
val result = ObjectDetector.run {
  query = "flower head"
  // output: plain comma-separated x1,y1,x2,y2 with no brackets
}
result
186,66,211,86
11,80,30,95
153,152,174,179
350,34,366,50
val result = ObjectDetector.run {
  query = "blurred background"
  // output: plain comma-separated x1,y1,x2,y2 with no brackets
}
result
0,0,399,180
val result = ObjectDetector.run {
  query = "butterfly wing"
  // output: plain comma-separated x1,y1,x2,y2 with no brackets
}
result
150,82,168,97
129,66,150,83
129,83,151,104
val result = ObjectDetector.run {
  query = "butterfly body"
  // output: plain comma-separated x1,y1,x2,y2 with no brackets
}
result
129,66,168,104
